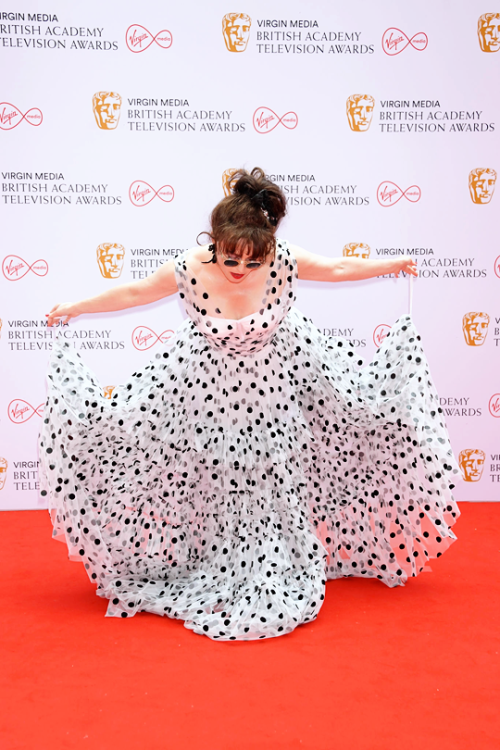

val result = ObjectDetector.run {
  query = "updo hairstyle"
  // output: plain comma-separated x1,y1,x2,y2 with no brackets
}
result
208,168,287,261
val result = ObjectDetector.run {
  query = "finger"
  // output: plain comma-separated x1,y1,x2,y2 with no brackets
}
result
63,315,71,324
49,303,60,313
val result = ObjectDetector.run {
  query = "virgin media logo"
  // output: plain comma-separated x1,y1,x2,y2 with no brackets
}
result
373,324,391,347
2,255,49,281
494,255,500,279
8,399,44,424
132,326,174,350
125,24,173,52
489,394,500,417
252,107,298,134
0,103,43,130
382,28,428,56
377,182,421,207
129,181,174,207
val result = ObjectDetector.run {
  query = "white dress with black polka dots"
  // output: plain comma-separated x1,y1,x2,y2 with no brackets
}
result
40,240,460,641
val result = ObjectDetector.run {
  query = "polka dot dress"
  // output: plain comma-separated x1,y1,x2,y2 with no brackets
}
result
39,240,461,641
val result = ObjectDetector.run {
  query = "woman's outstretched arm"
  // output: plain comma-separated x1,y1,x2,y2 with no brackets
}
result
46,259,178,326
289,244,418,281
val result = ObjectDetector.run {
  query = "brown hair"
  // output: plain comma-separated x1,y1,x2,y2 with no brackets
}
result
204,168,287,261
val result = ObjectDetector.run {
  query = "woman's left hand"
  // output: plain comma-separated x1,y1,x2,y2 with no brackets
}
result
394,257,418,277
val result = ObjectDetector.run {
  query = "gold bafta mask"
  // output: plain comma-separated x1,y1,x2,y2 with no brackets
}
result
468,168,497,204
478,13,500,52
97,243,125,279
102,385,116,399
222,169,237,196
462,312,490,346
92,91,122,130
0,457,7,491
459,449,485,482
343,242,371,259
222,13,251,52
346,95,375,132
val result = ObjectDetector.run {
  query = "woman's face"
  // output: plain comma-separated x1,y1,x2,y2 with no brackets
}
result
216,243,270,284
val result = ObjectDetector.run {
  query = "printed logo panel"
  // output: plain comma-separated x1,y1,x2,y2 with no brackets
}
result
373,324,391,347
489,394,500,417
2,256,49,281
382,28,428,55
462,312,489,346
125,25,173,52
8,399,44,424
346,95,374,131
478,13,500,53
495,255,500,279
469,168,496,204
343,242,370,258
459,448,485,482
377,182,421,207
0,457,7,490
0,103,43,130
93,92,122,130
96,243,125,279
222,169,237,196
222,13,251,52
132,326,175,350
253,107,298,133
129,181,174,207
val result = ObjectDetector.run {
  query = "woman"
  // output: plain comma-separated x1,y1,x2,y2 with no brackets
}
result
41,168,460,641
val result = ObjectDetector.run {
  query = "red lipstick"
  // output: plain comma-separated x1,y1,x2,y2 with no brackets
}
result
230,272,244,279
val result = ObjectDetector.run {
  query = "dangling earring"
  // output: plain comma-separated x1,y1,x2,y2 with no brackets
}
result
202,243,217,264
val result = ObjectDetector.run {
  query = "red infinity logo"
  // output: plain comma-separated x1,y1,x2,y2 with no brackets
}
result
8,399,44,424
377,182,421,207
132,326,174,351
2,255,49,280
0,103,43,130
494,255,500,279
129,181,175,207
489,394,500,418
382,28,428,56
373,324,391,348
125,24,173,52
252,107,298,134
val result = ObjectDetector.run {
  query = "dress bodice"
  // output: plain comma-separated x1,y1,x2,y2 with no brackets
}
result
174,239,298,355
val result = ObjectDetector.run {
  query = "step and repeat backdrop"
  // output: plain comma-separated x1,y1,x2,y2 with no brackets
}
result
0,0,499,508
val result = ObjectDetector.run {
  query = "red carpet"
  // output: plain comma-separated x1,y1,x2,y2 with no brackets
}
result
1,504,499,750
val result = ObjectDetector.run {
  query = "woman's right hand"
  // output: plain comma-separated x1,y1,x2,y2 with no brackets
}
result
46,302,81,327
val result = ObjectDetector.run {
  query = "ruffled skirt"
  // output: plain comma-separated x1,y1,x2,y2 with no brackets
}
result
40,311,460,640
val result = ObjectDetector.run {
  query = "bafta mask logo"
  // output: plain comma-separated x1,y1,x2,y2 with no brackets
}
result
469,168,497,204
222,169,237,196
478,13,500,53
346,95,375,132
222,13,251,52
93,92,122,130
103,385,116,399
458,448,485,482
462,312,490,346
343,242,371,259
0,457,7,490
97,243,125,279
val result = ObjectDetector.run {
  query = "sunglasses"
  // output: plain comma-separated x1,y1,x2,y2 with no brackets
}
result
218,251,264,270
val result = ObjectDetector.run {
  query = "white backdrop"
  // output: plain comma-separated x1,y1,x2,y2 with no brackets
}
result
1,0,499,509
